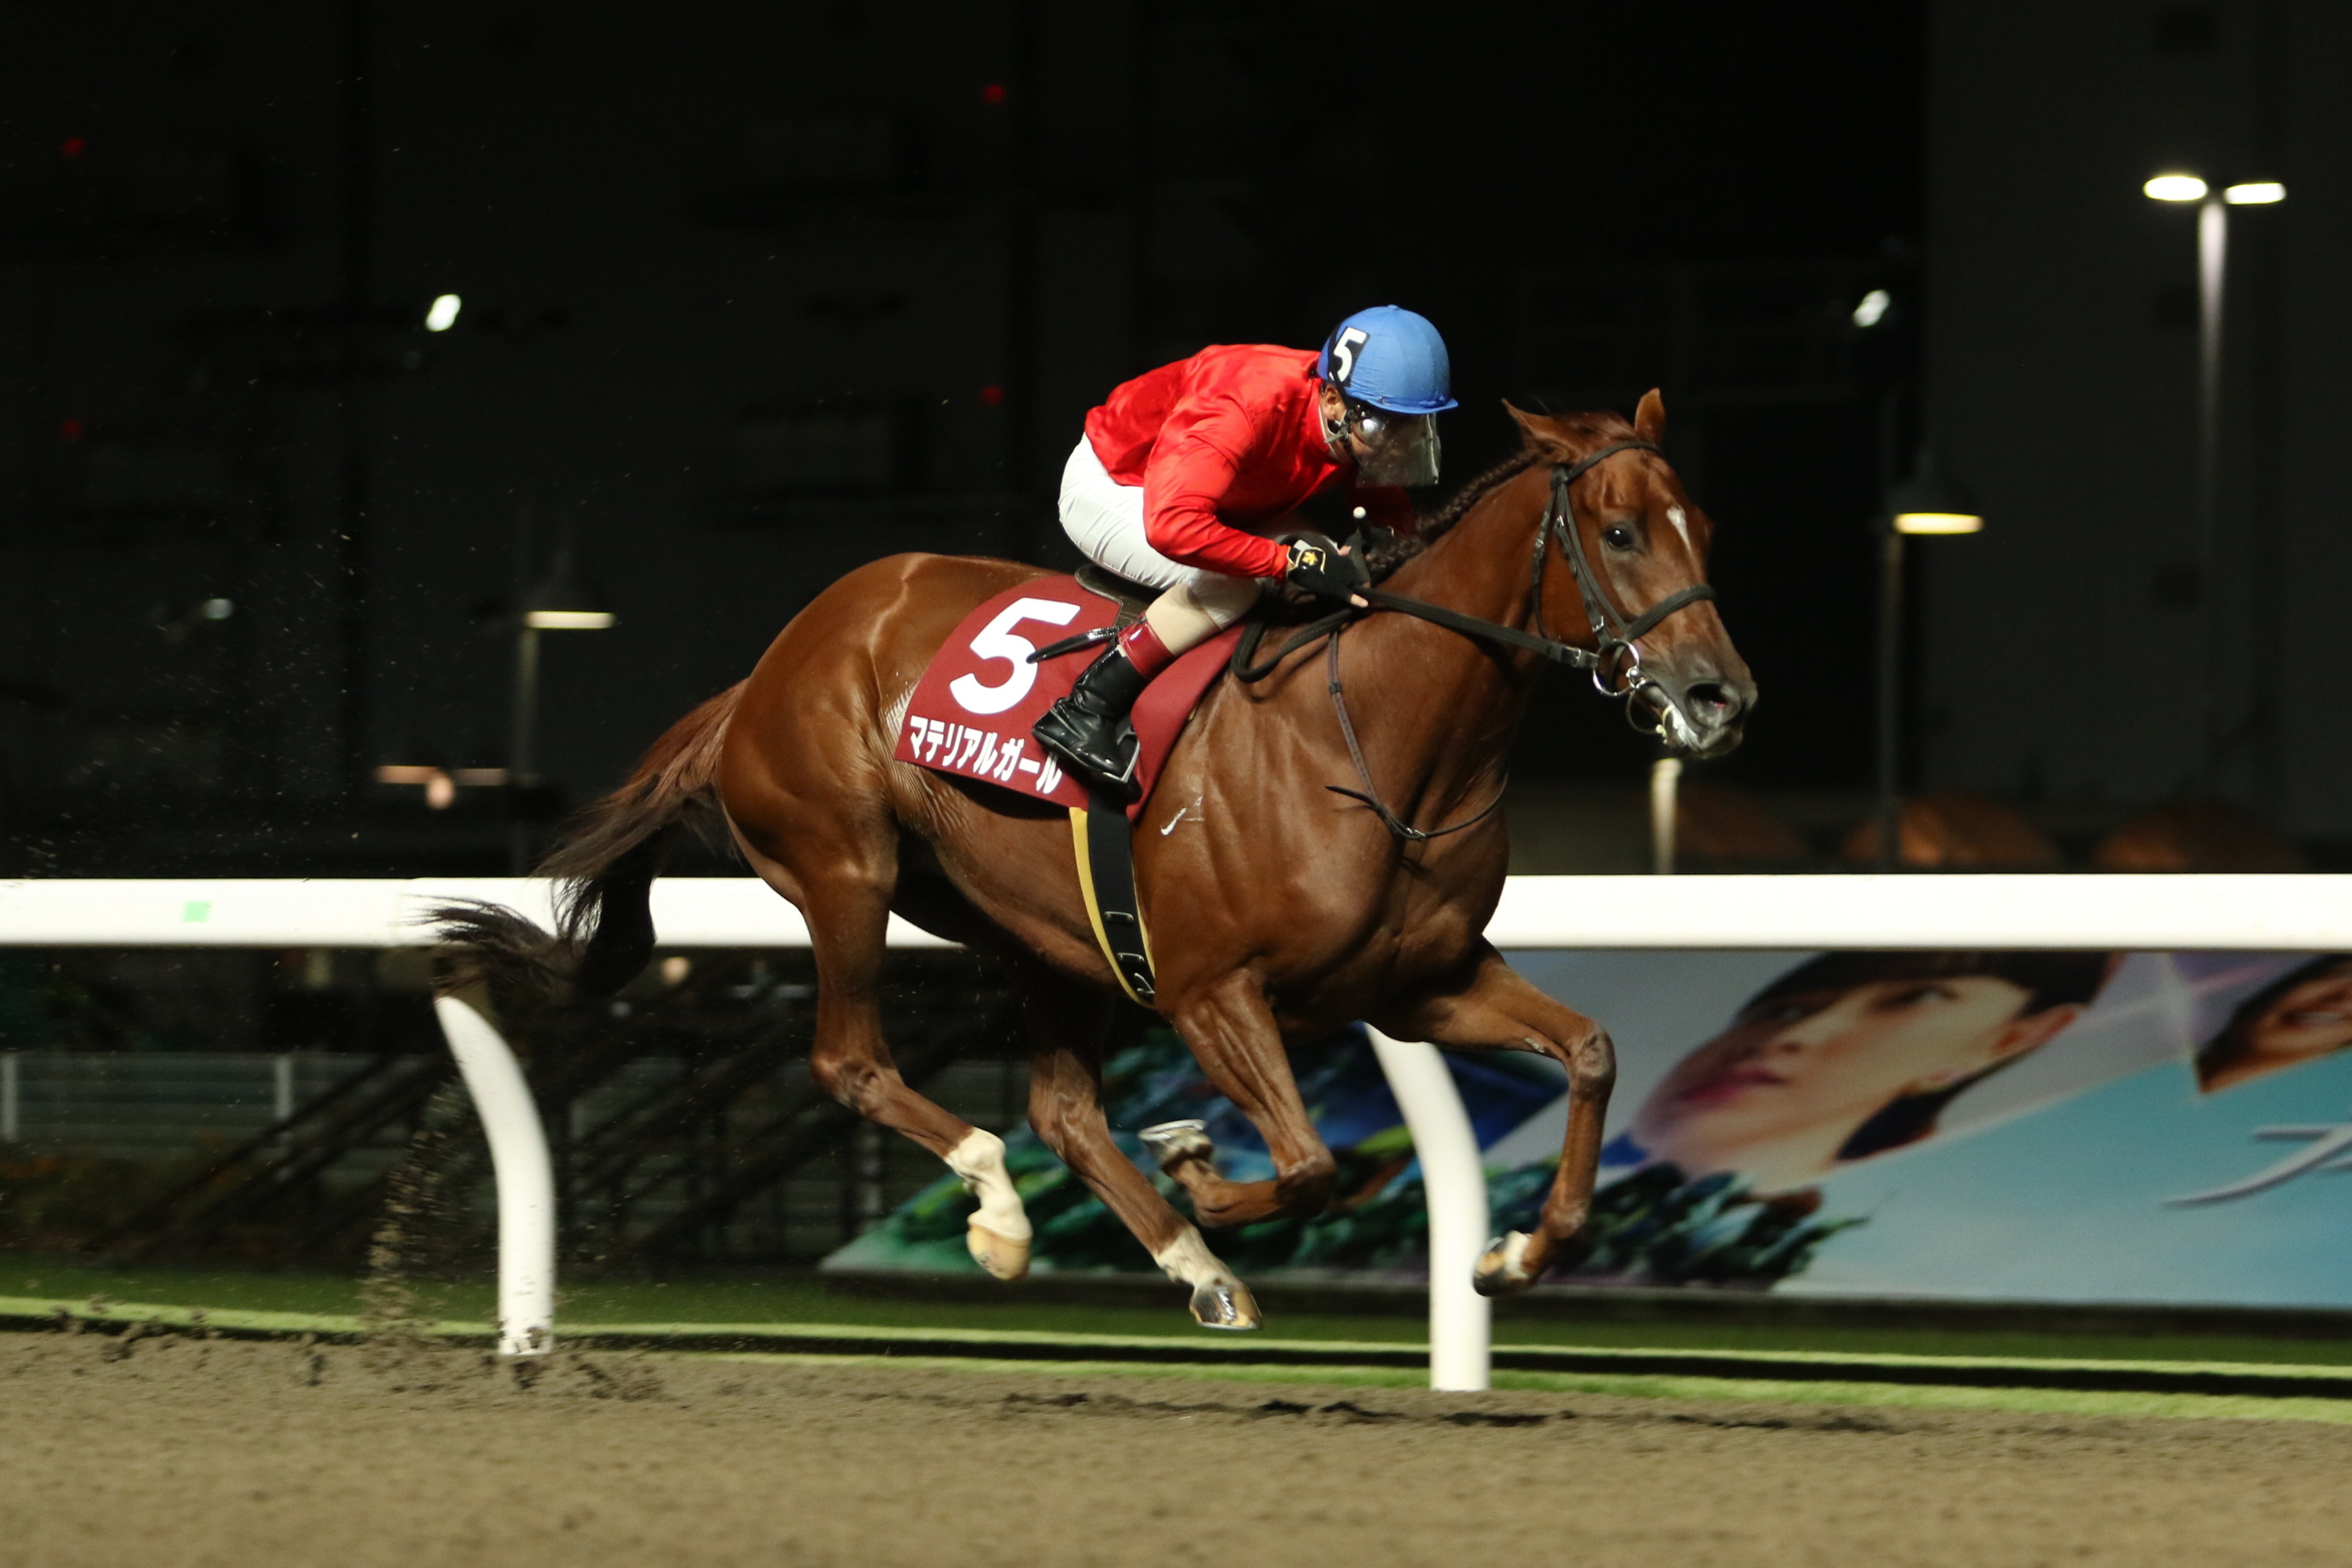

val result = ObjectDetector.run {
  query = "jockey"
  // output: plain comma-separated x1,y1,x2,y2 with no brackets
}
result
1033,304,1457,794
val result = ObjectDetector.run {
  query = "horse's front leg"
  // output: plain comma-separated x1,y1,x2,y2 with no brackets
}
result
1374,943,1617,1295
1148,971,1338,1229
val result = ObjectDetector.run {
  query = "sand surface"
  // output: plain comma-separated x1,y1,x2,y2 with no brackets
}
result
9,1328,2352,1567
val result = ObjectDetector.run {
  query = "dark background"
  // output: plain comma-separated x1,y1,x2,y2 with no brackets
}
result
0,0,1926,874
7,0,2350,1273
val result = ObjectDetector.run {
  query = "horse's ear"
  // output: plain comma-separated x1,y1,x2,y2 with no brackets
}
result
1503,400,1559,454
1634,388,1667,446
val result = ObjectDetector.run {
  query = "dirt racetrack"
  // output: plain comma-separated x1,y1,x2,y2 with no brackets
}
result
10,1330,2352,1568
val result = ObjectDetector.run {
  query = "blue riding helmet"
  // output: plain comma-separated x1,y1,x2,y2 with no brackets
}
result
1317,305,1454,486
1316,305,1458,414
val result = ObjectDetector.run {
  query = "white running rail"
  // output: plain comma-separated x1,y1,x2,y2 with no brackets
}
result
3,875,2347,1378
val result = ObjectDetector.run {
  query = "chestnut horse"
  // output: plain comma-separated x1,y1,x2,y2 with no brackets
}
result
446,394,1754,1328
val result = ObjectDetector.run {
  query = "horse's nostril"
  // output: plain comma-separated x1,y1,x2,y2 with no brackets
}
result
1687,681,1741,720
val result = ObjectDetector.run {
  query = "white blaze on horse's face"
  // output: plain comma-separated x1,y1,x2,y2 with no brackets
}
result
1665,503,1691,550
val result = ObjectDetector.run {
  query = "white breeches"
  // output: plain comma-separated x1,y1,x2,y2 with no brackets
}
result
1058,438,1263,640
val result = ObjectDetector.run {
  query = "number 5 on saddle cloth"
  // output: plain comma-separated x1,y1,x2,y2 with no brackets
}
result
892,572,1249,1006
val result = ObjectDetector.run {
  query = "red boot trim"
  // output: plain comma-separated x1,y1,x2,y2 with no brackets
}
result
1117,619,1177,680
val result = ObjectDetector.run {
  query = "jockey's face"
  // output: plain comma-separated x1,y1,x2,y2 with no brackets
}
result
1318,381,1358,457
1319,381,1440,488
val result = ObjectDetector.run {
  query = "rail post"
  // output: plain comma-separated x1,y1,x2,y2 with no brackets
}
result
433,993,557,1357
1367,1027,1492,1392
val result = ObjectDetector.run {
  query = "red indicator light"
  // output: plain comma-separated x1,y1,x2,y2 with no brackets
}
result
60,135,85,159
59,417,84,441
979,384,1005,405
981,83,1007,105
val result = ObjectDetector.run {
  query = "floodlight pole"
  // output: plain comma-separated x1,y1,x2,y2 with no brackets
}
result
1649,755,1681,875
2194,195,2227,779
2145,174,2284,781
1874,523,1905,872
509,623,543,788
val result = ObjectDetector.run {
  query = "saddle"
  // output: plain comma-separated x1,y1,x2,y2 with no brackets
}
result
1073,562,1154,625
891,571,1257,1007
894,559,1375,1007
891,570,1247,822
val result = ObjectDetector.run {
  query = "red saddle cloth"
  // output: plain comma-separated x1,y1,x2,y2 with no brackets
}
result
894,576,1245,819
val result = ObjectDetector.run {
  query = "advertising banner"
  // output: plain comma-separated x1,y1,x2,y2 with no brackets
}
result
826,948,2352,1306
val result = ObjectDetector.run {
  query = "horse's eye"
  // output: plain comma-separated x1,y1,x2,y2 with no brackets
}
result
1602,526,1635,551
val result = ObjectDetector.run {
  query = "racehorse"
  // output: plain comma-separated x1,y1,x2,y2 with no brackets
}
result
441,393,1755,1328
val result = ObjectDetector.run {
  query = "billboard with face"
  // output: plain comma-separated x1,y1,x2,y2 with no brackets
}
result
830,948,2352,1306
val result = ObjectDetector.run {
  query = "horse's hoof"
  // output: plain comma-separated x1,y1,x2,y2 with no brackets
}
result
1139,1119,1213,1174
966,1222,1031,1282
1189,1279,1261,1331
1472,1232,1540,1297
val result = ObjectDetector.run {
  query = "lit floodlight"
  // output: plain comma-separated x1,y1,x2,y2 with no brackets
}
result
2144,174,2209,202
1852,289,1892,328
1886,450,1983,535
424,293,463,332
199,597,234,620
1893,511,1985,535
2224,181,2285,205
524,608,616,630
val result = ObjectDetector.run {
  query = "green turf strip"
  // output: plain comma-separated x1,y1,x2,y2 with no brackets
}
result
9,1254,2352,1372
12,1294,2352,1407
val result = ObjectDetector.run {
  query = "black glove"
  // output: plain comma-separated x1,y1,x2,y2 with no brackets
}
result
1281,533,1370,601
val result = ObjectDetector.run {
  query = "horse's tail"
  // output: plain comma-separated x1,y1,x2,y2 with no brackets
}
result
435,682,744,1000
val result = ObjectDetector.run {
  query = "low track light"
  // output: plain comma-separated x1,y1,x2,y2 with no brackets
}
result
1893,512,1984,535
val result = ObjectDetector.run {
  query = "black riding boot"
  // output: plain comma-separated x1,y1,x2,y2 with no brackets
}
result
1033,641,1152,796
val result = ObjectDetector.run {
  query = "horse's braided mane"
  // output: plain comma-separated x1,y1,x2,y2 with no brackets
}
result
1362,408,1639,583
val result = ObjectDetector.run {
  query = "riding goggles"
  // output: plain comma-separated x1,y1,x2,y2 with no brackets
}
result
1334,398,1442,488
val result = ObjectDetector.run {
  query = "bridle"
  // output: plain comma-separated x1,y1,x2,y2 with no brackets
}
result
1520,438,1718,734
1232,438,1722,840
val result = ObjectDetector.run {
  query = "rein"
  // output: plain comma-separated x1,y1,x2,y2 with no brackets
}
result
1232,439,1719,841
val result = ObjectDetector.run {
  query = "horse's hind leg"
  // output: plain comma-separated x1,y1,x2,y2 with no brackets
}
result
731,828,1033,1281
1018,966,1260,1330
1143,972,1337,1230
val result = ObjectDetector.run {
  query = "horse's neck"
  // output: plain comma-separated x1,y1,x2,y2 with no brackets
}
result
1338,469,1553,811
1383,467,1548,635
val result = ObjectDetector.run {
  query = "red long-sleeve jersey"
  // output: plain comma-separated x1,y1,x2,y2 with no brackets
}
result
1082,344,1415,579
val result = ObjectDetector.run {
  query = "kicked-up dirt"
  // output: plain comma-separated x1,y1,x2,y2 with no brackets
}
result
8,1327,2352,1567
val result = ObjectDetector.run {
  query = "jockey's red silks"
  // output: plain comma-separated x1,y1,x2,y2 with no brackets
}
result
1082,345,1416,581
1116,619,1174,679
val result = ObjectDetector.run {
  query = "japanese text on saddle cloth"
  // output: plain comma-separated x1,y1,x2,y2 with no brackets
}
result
893,577,1244,818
